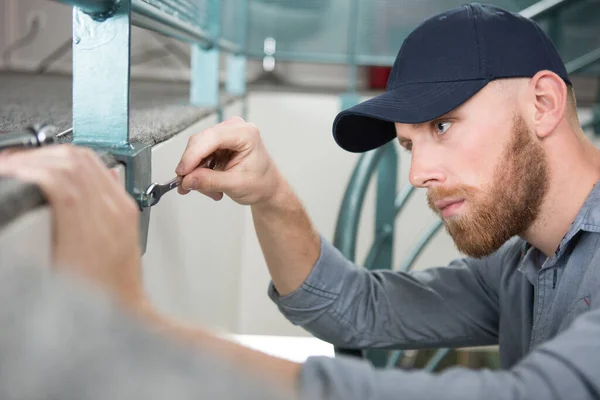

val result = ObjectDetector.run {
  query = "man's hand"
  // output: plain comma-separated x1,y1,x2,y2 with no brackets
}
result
176,117,285,205
0,144,303,395
0,145,145,308
177,117,320,296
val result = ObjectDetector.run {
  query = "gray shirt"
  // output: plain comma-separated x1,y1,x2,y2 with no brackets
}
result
269,181,600,400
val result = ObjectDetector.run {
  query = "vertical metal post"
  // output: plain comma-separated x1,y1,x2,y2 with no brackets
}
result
72,0,131,146
71,0,151,254
374,142,397,271
364,141,398,368
191,0,221,112
340,0,361,110
226,0,248,97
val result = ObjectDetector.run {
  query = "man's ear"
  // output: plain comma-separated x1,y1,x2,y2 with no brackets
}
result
529,70,567,139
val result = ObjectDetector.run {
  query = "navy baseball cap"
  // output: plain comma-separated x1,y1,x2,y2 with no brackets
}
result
333,2,571,153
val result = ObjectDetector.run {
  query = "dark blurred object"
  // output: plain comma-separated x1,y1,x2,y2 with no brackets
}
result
0,124,69,151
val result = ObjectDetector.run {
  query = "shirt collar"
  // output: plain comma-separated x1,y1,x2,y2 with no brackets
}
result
567,179,600,236
517,179,600,279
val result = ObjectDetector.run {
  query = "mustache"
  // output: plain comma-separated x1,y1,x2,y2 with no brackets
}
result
427,185,479,210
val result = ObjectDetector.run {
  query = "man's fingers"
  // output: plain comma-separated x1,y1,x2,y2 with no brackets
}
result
180,167,239,195
177,186,191,195
109,169,120,181
5,166,75,210
176,120,252,176
0,145,134,213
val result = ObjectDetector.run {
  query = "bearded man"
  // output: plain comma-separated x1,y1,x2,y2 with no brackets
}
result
173,3,600,398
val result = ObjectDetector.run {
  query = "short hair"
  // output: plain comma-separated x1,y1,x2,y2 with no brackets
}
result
566,84,579,122
495,77,579,123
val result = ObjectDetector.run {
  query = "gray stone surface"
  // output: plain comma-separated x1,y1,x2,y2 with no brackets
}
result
0,71,238,229
0,71,237,145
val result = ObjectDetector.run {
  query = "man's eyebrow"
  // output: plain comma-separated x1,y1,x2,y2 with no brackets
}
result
434,110,458,121
396,136,411,149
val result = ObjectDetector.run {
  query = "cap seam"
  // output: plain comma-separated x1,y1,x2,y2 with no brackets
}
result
466,4,479,77
369,79,489,109
388,76,488,90
372,81,466,106
471,3,487,77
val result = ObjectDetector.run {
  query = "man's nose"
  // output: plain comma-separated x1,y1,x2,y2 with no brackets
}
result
408,148,446,188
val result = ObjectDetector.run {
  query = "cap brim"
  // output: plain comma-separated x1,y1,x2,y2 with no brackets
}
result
332,79,490,153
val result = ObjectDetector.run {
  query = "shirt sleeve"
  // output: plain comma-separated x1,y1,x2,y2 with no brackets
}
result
268,234,515,350
297,306,600,400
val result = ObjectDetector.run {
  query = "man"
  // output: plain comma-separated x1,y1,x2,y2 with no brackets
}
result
1,2,599,399
173,3,600,398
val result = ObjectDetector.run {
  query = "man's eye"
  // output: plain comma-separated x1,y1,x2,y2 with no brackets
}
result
435,121,452,135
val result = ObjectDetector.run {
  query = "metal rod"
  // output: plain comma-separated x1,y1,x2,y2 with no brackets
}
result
373,143,398,273
394,184,416,217
333,147,388,262
131,0,241,53
244,50,396,67
55,0,240,53
566,47,600,75
424,348,451,372
159,0,198,20
397,219,444,273
520,0,579,19
385,350,405,369
362,228,393,270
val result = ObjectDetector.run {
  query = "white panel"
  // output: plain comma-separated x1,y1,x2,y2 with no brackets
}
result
227,334,335,363
142,101,246,332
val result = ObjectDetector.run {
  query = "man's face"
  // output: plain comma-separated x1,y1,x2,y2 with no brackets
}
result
395,82,549,258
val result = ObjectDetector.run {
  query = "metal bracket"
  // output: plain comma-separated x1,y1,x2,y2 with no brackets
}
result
113,142,152,254
81,142,152,254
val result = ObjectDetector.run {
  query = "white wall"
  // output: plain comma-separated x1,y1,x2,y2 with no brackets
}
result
142,101,246,333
